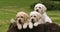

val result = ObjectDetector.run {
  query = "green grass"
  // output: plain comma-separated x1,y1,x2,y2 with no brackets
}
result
0,0,60,32
47,10,60,24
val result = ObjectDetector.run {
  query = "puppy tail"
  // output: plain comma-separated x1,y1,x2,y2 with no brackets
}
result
10,18,15,23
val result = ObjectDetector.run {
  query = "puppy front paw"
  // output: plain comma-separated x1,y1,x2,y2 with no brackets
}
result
34,22,39,27
17,24,22,30
29,22,33,29
23,23,28,29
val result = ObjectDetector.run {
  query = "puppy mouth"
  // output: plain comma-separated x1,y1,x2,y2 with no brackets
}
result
36,9,39,12
31,19,35,23
18,19,22,24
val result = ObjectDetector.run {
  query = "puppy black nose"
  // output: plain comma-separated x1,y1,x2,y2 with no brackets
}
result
31,19,34,23
36,9,38,12
18,19,22,24
31,19,34,21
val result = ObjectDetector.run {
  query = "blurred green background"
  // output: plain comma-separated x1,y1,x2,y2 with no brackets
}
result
0,0,60,32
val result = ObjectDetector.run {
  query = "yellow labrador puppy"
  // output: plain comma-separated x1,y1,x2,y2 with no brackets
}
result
29,11,45,29
34,3,52,23
16,12,29,30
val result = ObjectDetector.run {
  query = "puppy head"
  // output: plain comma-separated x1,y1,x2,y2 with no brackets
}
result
30,11,42,23
16,12,29,24
34,3,47,14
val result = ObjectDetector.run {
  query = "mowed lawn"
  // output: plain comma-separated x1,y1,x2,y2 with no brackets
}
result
0,0,60,32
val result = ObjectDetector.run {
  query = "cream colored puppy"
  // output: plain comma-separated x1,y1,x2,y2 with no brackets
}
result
34,3,52,23
16,12,29,30
29,11,45,28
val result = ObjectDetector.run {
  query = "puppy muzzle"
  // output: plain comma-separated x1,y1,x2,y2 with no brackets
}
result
36,9,39,12
18,19,22,24
31,19,35,23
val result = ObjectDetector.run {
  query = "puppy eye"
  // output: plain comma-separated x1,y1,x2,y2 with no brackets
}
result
39,7,41,9
31,16,32,17
34,16,36,17
21,16,23,18
17,17,19,18
36,7,37,8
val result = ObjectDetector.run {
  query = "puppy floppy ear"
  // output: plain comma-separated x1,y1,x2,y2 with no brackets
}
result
41,5,47,14
37,14,42,20
24,14,29,22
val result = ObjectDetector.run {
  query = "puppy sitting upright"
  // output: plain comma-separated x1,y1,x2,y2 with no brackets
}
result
34,3,52,23
16,12,29,30
29,11,45,28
